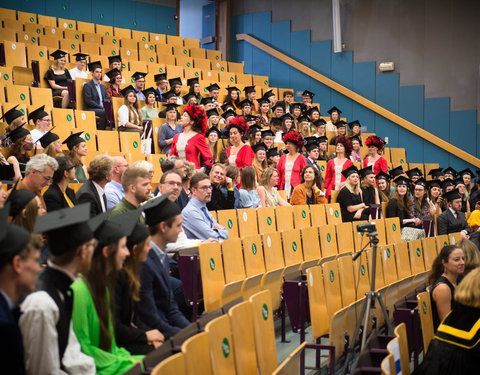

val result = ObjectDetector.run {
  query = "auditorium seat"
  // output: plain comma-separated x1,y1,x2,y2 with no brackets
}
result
416,291,434,353
281,228,304,268
216,209,239,238
275,205,294,231
151,353,185,375
257,206,277,234
336,253,356,304
292,204,311,229
300,226,322,263
310,203,327,226
236,208,258,237
421,237,437,271
380,245,399,284
319,223,338,258
336,221,355,254
325,202,342,224
181,332,213,374
408,239,426,274
51,108,75,131
204,315,236,375
385,217,402,244
435,234,449,250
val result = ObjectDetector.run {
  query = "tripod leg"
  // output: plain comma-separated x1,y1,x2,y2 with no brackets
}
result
360,292,374,350
376,292,395,335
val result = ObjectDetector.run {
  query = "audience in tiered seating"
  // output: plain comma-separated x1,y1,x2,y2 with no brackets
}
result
83,61,108,130
44,49,71,109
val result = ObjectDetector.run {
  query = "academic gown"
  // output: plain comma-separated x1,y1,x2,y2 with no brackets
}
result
19,266,95,375
337,186,369,222
71,278,144,375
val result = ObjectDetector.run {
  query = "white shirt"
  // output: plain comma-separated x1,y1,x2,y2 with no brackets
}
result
92,180,106,212
68,67,88,81
118,105,130,128
166,231,200,254
30,128,46,147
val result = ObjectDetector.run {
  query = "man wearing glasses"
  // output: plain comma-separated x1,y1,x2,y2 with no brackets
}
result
10,154,58,211
182,172,229,241
28,105,52,146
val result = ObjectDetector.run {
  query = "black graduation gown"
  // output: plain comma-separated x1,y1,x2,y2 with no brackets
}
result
337,186,369,222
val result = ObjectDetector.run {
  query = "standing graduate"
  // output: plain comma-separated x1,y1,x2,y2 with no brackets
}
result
20,204,96,375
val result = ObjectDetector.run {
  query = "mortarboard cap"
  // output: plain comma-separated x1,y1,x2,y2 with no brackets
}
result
143,87,156,98
348,120,361,130
251,142,267,154
132,72,147,81
106,68,121,81
206,83,220,92
1,105,24,124
244,85,256,94
221,102,235,112
221,109,237,120
271,102,285,111
270,117,283,127
87,61,102,72
245,115,258,123
262,89,275,99
186,77,199,87
427,168,444,178
257,98,269,106
443,167,457,178
162,103,180,112
154,73,167,82
239,99,252,108
358,166,375,179
335,120,347,128
201,97,215,105
341,165,359,179
108,209,143,240
163,91,177,100
34,204,93,256
28,105,48,123
312,119,327,127
458,168,474,178
297,115,310,123
280,113,294,122
62,131,84,150
261,129,274,138
427,180,441,189
89,211,125,247
73,53,88,61
327,106,342,115
406,167,423,179
108,55,122,64
290,103,304,111
120,85,136,97
142,193,180,227
50,49,67,60
266,147,279,158
226,86,239,93
393,175,410,186
349,135,361,143
413,177,427,188
127,222,150,249
205,127,222,138
317,135,328,144
37,128,59,149
443,188,462,202
0,203,31,270
376,171,390,181
302,90,315,98
305,137,320,152
389,165,404,179
454,177,465,186
442,178,455,189
306,106,320,116
7,124,30,143
206,108,219,118
168,77,182,87
182,93,197,103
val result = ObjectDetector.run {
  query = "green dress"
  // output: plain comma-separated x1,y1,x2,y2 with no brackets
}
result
75,165,87,181
71,279,144,375
140,106,159,121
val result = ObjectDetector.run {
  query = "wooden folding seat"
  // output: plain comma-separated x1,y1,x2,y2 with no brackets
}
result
272,342,305,375
120,37,137,50
120,47,138,62
199,242,225,312
96,24,113,36
74,109,96,131
448,232,462,245
227,61,244,74
206,49,222,61
319,223,338,258
76,21,94,34
310,204,327,226
336,222,355,254
150,33,166,44
80,42,99,56
336,253,356,304
200,70,219,83
384,217,401,244
325,202,342,224
0,8,16,21
51,108,75,130
321,259,344,321
222,238,246,285
241,234,266,278
132,30,149,41
235,73,251,86
390,148,407,165
306,266,330,340
18,31,39,46
421,237,438,271
382,147,391,164
140,49,157,64
83,32,101,44
151,352,185,375
17,11,36,25
181,332,213,375
2,18,22,30
274,205,293,231
182,37,199,49
366,247,385,289
192,58,211,71
435,234,449,250
380,245,398,284
38,35,59,50
300,226,322,264
257,206,276,234
119,131,142,154
61,29,80,41
190,47,206,59
0,28,17,44
408,239,426,274
393,242,412,279
374,218,387,246
166,35,183,46
100,45,119,58
216,209,239,238
253,75,270,88
291,204,311,229
6,85,29,106
165,65,184,79
24,23,43,35
127,61,147,75
2,41,27,68
60,40,81,55
35,15,56,28
235,208,257,237
261,232,285,272
57,18,75,30
393,323,411,375
114,27,131,39
176,55,194,69
281,229,304,268
416,291,435,353
204,316,236,375
172,45,189,57
97,130,120,153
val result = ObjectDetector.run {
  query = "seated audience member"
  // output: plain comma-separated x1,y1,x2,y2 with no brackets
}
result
83,61,108,130
317,135,329,161
349,136,362,162
38,129,62,158
7,185,45,232
0,206,38,375
427,180,443,216
185,77,202,103
111,210,164,355
139,195,191,338
277,131,307,199
1,105,26,147
329,120,347,145
238,166,261,208
224,86,240,109
252,142,268,182
140,87,159,121
20,205,96,375
411,178,430,228
43,156,78,211
131,160,154,183
207,163,236,211
457,239,480,274
44,49,71,108
257,168,290,208
406,167,423,184
206,126,222,163
302,89,314,110
377,171,391,203
71,209,143,373
348,120,363,146
168,77,183,105
63,132,88,181
69,53,89,80
5,124,32,180
176,161,195,209
305,137,321,174
363,135,388,175
182,172,229,240
312,118,326,137
28,105,52,145
131,72,147,101
104,157,128,210
226,165,241,208
205,83,221,107
279,90,294,113
154,73,168,102
109,166,152,219
428,245,465,330
105,69,123,98
226,117,255,169
13,154,58,200
158,103,181,154
118,86,143,133
76,155,114,217
358,166,380,206
437,189,475,238
290,165,327,206
103,55,125,83
158,92,180,118
324,136,353,198
415,267,480,375
326,106,341,132
337,165,370,222
455,178,471,214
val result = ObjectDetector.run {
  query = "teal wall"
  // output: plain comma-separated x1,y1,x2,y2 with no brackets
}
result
230,11,479,171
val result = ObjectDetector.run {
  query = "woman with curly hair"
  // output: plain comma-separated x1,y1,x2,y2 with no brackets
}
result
324,136,354,199
277,131,307,198
170,104,214,171
363,135,388,174
225,116,255,169
290,165,327,205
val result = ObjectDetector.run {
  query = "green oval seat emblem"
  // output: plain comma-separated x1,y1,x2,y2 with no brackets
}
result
69,24,73,29
36,28,41,34
361,265,365,275
150,57,154,62
209,258,215,270
187,62,191,67
195,72,199,77
142,37,146,41
112,50,116,55
71,44,75,49
133,141,138,148
66,114,72,121
85,133,90,141
227,219,233,229
75,34,79,39
252,244,257,255
159,67,163,72
39,51,44,57
105,30,108,35
183,49,187,54
267,217,272,225
215,55,219,60
262,303,268,320
334,210,339,218
149,45,154,50
292,241,297,252
221,67,225,71
444,241,448,246
20,108,25,114
301,210,306,218
392,224,397,231
20,93,25,101
121,63,126,68
229,77,233,81
329,270,334,282
422,301,427,314
416,248,421,257
204,88,208,92
321,165,325,171
113,39,117,44
400,159,404,163
386,248,391,258
222,338,230,358
264,80,268,85
30,17,34,22
326,233,331,242
159,157,164,162
131,78,135,83
31,37,36,43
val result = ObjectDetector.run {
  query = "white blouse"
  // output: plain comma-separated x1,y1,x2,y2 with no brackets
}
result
118,105,141,128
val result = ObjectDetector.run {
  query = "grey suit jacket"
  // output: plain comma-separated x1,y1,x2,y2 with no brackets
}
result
83,80,107,110
437,208,470,235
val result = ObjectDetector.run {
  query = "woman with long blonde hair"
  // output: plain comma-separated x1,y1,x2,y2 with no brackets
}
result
336,165,369,222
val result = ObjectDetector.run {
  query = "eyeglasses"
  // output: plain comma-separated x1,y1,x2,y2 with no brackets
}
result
40,174,53,182
197,185,213,191
41,118,51,123
165,181,182,187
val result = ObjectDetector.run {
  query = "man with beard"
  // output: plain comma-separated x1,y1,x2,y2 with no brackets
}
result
182,172,229,240
19,204,96,375
109,166,152,220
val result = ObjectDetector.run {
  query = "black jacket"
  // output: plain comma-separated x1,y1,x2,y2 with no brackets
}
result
43,183,77,212
207,185,235,211
76,180,104,217
83,79,107,110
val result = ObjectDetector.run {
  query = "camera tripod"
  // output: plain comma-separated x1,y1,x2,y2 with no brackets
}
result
341,231,394,375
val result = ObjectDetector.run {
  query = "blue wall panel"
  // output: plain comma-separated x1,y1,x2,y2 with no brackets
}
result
269,21,290,89
309,41,332,112
290,30,310,99
399,85,425,163
135,2,157,32
70,1,92,23
252,12,271,77
113,0,135,29
155,5,176,35
423,98,450,166
375,74,399,145
229,16,239,63
45,0,70,18
449,110,476,156
91,0,114,25
352,62,376,130
330,51,353,119
237,14,253,74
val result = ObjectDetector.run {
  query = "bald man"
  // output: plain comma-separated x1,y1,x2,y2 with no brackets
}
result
104,156,129,209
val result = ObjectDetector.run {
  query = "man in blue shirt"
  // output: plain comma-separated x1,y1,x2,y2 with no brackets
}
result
182,173,229,241
82,61,108,130
104,156,128,209
132,72,147,101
